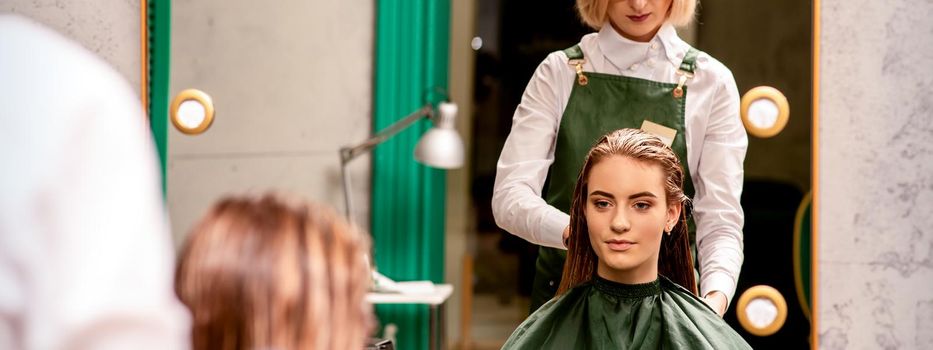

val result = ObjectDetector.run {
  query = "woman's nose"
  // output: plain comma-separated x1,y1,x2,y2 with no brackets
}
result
610,212,630,233
630,0,648,12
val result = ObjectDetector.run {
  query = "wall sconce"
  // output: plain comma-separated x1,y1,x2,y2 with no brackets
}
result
736,285,788,336
170,89,215,135
741,86,790,138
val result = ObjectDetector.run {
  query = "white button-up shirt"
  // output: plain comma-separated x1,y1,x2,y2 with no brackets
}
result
492,23,747,302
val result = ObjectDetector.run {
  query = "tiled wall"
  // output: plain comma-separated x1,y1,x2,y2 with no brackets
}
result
1,1,140,91
819,0,933,348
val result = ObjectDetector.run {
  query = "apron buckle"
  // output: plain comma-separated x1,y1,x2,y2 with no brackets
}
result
673,70,694,98
569,59,588,86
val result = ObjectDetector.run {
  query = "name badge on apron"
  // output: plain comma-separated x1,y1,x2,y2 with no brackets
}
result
641,120,677,147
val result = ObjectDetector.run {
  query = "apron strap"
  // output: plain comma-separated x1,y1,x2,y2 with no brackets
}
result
563,44,584,60
678,48,700,75
563,45,588,86
673,47,700,98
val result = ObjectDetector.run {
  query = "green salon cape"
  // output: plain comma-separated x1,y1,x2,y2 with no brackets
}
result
503,276,751,349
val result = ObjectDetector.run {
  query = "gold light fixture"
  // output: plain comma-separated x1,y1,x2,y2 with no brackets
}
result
170,89,215,135
736,285,788,336
740,86,790,138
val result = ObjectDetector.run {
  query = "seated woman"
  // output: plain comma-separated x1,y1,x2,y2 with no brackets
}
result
502,129,750,349
174,193,373,350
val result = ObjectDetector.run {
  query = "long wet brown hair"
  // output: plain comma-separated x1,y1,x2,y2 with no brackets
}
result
557,128,697,295
175,193,373,350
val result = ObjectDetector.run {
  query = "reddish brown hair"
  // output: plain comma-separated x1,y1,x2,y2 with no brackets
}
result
557,128,697,295
175,193,372,350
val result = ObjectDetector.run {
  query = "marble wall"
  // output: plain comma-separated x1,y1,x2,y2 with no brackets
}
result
0,1,141,91
819,0,933,348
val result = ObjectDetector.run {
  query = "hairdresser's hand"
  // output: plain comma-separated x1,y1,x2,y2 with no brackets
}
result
703,291,728,317
562,226,571,248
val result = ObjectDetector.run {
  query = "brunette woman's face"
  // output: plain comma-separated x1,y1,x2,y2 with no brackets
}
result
585,156,680,284
607,0,673,42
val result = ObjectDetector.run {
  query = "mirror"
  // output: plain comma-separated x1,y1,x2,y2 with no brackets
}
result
144,0,817,349
170,89,214,135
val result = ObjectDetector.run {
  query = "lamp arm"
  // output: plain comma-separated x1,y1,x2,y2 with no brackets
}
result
340,104,434,164
339,103,433,221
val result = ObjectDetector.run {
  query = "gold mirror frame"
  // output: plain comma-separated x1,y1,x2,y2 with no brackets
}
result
170,89,215,135
736,285,789,336
740,86,790,138
140,3,148,110
812,1,821,347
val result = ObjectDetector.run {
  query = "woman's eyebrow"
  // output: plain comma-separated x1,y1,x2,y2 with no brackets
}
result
589,190,614,199
627,191,658,200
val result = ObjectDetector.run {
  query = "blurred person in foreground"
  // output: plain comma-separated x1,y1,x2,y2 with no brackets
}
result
174,193,373,350
0,14,190,349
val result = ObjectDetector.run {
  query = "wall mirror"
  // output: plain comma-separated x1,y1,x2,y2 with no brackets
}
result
143,0,818,349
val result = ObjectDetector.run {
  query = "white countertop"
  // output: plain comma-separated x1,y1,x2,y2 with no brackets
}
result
366,284,454,305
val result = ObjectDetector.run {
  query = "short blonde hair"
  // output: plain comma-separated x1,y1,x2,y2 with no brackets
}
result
576,0,697,29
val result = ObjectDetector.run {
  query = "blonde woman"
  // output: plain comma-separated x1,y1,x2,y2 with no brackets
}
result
492,0,746,315
502,129,750,349
175,194,373,350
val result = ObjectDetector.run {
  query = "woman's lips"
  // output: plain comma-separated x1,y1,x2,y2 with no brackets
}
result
627,14,650,22
606,240,635,251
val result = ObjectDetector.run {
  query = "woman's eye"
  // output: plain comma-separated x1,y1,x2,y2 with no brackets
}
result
634,202,651,210
593,200,611,209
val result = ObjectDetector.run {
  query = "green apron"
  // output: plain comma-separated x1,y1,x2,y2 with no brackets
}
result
529,45,700,312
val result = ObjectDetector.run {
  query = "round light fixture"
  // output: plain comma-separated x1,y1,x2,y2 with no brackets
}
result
170,89,215,135
736,285,788,336
740,86,789,138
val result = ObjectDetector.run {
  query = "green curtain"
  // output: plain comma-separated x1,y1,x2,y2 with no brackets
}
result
372,0,450,349
147,0,171,190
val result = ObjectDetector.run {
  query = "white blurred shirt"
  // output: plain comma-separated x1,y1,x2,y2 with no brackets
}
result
0,15,191,350
492,23,747,302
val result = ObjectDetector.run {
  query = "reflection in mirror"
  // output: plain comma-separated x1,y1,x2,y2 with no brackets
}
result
464,0,814,348
748,99,779,130
740,86,790,138
746,298,779,328
736,285,788,337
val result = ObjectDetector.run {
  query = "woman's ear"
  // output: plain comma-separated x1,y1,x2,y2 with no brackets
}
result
666,201,682,230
